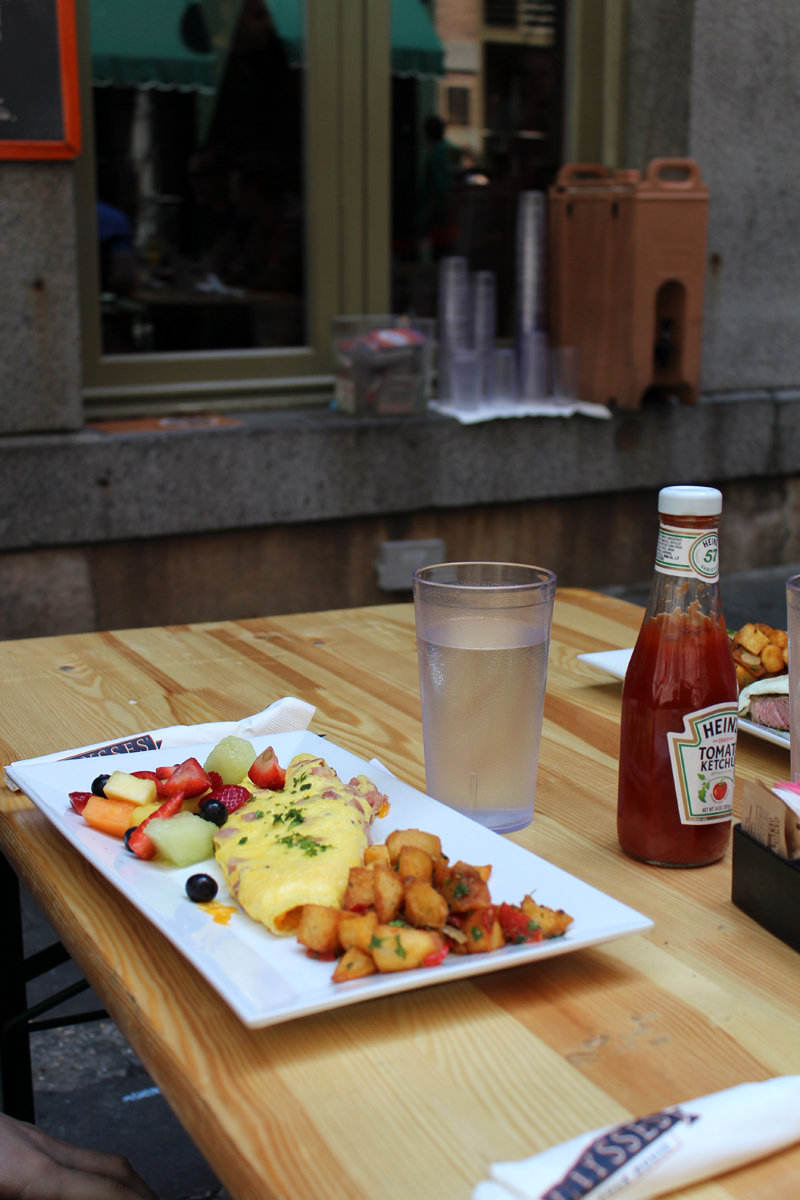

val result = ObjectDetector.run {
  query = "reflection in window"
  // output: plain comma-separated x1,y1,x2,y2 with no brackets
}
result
91,0,305,355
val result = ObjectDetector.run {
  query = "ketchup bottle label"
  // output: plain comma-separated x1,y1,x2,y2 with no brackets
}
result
667,702,738,824
655,524,719,582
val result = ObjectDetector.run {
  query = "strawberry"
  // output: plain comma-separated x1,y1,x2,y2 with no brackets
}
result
248,747,286,791
208,770,224,792
127,793,184,860
207,785,251,814
158,757,211,799
155,765,178,780
69,791,92,815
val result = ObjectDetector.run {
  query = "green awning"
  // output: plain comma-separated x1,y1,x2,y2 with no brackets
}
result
90,0,215,92
90,0,443,92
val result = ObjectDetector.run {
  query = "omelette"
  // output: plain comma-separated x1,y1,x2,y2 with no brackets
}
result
213,752,388,934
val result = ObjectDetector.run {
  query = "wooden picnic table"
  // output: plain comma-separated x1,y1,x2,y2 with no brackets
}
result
2,589,799,1199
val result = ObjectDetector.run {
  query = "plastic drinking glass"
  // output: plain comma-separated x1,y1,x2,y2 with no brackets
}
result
518,329,549,399
493,348,518,402
552,346,581,400
450,347,481,409
412,562,557,833
788,576,800,782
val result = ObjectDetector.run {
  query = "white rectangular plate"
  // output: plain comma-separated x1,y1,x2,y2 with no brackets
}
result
8,732,653,1029
578,648,790,750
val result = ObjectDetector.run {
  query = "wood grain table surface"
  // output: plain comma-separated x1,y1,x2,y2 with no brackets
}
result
2,589,800,1200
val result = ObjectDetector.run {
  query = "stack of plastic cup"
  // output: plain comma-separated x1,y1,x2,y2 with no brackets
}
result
493,348,518,402
516,191,548,400
472,270,496,402
451,347,481,409
438,257,471,401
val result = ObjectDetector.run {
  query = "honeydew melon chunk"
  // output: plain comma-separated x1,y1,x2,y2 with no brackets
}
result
147,812,215,867
203,736,256,785
104,771,157,806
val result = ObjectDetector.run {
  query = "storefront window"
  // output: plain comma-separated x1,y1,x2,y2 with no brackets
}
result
90,0,305,356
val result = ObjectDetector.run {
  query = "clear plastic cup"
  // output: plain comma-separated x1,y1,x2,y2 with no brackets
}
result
552,345,581,400
493,347,518,402
788,576,800,782
450,347,481,409
438,258,471,400
518,329,550,400
412,562,557,833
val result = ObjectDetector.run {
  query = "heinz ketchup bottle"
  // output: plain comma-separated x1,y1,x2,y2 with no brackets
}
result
617,486,738,866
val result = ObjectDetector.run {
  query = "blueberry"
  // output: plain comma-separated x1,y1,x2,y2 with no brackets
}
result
123,827,138,852
198,798,228,827
186,874,218,903
92,773,111,797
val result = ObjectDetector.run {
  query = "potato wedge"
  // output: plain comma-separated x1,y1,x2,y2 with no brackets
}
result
342,867,375,911
373,863,405,923
385,828,442,865
364,844,391,867
332,946,377,983
463,908,505,953
339,910,378,954
404,880,449,929
521,895,574,938
398,845,433,884
439,862,492,912
370,925,443,972
297,905,342,955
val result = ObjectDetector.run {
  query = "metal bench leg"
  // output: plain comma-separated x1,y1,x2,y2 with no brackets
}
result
0,851,34,1121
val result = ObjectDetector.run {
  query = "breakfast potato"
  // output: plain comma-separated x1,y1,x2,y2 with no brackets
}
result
342,867,375,911
735,624,769,657
385,828,442,865
439,862,492,913
521,895,574,938
432,853,450,889
364,844,391,868
761,644,785,674
297,905,342,955
463,908,505,953
404,880,449,928
373,863,405,922
332,946,377,983
370,925,444,973
398,845,433,884
339,910,378,954
735,663,756,689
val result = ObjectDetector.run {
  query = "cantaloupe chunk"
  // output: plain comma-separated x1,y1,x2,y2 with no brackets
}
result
103,771,158,806
82,795,138,839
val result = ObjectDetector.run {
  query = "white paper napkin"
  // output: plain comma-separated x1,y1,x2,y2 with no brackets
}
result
473,1077,800,1200
4,696,316,789
429,398,612,425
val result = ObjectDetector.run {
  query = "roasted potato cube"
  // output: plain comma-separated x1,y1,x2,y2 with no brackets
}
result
769,629,788,650
735,623,770,656
440,862,492,912
370,925,442,972
364,844,390,867
521,895,574,938
339,910,378,954
784,646,790,666
404,880,449,928
761,644,785,674
463,908,505,953
385,828,442,865
477,864,492,883
398,845,433,884
432,853,450,888
332,946,377,983
373,863,405,923
297,905,342,955
735,663,755,689
342,867,375,911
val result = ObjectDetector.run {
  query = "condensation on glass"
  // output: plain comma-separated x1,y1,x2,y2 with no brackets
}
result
90,0,305,355
391,0,563,338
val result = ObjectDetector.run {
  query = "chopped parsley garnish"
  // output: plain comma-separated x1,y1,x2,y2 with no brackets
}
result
471,926,483,941
388,919,408,928
452,880,469,900
394,936,407,959
276,833,330,857
527,920,539,932
299,783,312,791
370,935,384,950
272,806,304,828
254,810,264,819
238,836,248,845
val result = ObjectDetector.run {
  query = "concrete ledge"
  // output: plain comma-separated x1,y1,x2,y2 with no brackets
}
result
0,395,798,551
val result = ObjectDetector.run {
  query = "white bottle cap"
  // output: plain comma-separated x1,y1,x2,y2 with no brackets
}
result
658,485,722,516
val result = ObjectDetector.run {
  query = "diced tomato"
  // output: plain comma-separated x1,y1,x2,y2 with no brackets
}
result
248,746,286,790
422,945,450,968
305,949,337,961
69,791,92,815
157,757,211,799
207,770,224,792
206,785,251,814
498,902,543,944
127,793,184,859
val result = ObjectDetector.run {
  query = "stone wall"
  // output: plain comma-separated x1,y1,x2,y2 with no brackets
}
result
0,163,82,434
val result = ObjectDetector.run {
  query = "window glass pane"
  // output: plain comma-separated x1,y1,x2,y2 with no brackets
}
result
391,0,564,340
90,0,306,355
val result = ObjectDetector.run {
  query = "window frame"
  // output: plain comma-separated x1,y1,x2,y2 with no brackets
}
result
75,0,390,413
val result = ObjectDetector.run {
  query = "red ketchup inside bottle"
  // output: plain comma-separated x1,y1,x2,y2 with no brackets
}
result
617,504,738,867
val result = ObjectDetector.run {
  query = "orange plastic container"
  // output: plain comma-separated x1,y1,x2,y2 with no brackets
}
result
548,159,709,408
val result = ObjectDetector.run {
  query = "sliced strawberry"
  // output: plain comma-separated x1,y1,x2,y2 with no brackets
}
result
155,765,178,780
207,770,224,792
69,791,92,815
131,770,160,783
206,785,251,814
158,757,211,799
127,793,184,860
248,747,286,791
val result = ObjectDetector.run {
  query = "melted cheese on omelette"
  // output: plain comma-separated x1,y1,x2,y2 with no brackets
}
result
213,753,387,934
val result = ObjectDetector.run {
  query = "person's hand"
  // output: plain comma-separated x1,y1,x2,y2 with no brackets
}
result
0,1112,158,1199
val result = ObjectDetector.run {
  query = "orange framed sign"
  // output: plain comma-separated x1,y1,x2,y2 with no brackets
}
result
0,0,81,159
